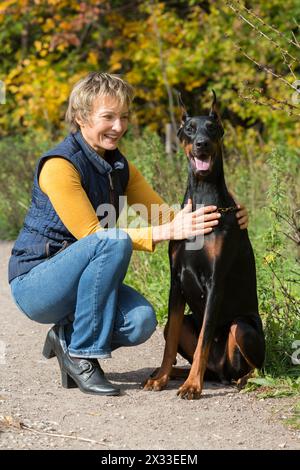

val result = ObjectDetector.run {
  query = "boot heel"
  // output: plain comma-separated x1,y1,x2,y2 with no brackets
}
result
42,334,55,359
61,369,78,389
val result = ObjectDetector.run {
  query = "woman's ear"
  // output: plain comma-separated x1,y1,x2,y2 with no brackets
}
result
76,118,84,128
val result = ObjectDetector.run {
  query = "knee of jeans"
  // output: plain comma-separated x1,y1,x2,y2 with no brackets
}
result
128,306,157,345
95,229,133,261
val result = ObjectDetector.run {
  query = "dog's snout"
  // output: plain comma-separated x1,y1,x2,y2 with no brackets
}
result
195,139,210,150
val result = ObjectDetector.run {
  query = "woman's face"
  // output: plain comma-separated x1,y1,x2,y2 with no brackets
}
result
78,95,130,154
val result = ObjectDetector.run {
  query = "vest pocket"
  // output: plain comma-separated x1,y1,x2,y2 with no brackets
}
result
45,240,70,259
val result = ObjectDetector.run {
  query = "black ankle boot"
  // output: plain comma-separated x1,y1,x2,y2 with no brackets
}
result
43,326,120,396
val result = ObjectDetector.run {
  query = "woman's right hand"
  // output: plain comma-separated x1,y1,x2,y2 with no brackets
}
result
170,199,220,240
152,199,221,244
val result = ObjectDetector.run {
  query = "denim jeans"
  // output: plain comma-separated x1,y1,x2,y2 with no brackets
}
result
10,230,157,358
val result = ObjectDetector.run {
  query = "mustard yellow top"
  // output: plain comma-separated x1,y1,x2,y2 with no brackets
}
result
39,157,174,252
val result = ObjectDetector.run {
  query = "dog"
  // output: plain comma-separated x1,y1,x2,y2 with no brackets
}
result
143,91,265,399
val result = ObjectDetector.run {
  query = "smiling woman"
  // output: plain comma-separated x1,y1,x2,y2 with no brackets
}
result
8,72,248,397
76,96,130,153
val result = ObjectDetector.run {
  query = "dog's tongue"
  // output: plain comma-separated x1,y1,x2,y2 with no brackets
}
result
195,158,210,171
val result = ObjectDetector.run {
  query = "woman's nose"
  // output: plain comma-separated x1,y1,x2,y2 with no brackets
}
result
112,118,123,132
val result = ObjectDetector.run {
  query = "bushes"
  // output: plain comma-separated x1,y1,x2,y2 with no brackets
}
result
225,145,300,376
0,131,52,239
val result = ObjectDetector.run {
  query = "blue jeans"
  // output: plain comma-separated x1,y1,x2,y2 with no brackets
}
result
10,230,157,358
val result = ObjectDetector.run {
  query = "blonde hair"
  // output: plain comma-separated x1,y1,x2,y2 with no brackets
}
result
65,72,135,132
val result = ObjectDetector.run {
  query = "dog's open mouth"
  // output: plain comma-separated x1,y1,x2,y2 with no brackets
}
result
189,154,211,173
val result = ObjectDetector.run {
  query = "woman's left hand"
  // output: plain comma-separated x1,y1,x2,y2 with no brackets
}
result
236,203,249,230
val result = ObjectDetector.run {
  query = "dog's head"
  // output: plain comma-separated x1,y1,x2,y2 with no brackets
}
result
177,91,224,177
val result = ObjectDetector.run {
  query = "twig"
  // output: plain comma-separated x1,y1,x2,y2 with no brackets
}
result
291,31,299,48
227,1,297,62
231,41,299,92
242,84,300,110
238,92,300,116
0,416,109,447
20,423,109,447
266,261,300,312
281,51,297,81
230,0,300,49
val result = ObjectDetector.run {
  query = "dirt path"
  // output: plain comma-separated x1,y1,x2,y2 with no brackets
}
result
0,240,299,450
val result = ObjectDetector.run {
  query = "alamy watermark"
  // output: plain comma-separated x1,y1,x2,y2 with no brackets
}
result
95,197,206,250
291,340,300,365
0,80,6,104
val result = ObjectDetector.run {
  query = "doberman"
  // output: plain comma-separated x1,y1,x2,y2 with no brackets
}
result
143,91,265,400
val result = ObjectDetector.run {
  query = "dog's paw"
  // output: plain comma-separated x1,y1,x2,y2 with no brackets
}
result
177,381,202,400
235,370,254,391
142,375,169,392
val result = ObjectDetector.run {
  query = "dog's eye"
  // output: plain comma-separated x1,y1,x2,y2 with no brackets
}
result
185,124,196,134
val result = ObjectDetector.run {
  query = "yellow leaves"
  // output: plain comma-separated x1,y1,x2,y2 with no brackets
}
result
186,79,206,92
87,51,98,66
264,253,276,265
8,84,18,93
109,51,123,71
47,0,62,5
57,43,66,52
110,62,122,72
34,40,42,52
0,0,16,14
3,56,74,131
13,107,26,120
43,18,55,32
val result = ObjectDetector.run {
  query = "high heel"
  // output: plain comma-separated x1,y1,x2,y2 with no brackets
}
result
42,332,56,359
61,369,77,389
42,326,121,396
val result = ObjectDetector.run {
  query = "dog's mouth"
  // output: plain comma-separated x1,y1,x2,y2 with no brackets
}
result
189,153,212,174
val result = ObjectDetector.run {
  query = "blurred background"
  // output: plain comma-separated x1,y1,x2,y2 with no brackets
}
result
0,0,299,391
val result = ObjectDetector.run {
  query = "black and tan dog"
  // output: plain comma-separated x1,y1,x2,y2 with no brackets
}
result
143,91,265,400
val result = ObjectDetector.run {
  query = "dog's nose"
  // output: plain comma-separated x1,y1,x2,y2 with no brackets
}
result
195,139,210,150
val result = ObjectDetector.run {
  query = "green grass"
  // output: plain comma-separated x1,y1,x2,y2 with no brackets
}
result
286,402,300,430
245,371,300,398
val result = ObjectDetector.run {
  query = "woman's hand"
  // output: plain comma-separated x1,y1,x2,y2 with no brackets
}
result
236,203,249,230
152,199,221,244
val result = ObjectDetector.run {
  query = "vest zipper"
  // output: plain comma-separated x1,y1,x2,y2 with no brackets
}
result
108,172,114,206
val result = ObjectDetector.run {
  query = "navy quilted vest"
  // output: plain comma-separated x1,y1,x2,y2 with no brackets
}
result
8,131,129,283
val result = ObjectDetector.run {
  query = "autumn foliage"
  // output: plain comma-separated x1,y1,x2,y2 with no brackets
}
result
0,0,299,153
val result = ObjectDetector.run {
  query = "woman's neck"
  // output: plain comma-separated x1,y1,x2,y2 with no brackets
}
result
79,130,106,158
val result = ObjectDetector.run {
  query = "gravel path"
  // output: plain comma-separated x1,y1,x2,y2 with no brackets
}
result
0,240,299,450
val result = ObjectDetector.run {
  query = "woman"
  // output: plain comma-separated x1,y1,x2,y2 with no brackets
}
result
8,72,248,396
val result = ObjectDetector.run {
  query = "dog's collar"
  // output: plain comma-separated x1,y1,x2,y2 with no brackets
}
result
217,206,238,214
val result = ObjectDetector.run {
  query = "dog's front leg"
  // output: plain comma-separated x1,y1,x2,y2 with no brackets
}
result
143,279,186,392
177,284,223,399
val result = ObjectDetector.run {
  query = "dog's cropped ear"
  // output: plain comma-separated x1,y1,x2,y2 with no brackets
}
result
177,92,189,137
209,90,221,122
177,92,189,124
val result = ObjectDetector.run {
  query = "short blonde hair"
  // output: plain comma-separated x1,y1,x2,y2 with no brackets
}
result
65,72,135,132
